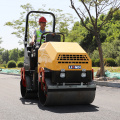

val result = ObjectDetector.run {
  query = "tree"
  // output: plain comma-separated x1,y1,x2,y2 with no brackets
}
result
18,48,24,58
5,3,34,44
92,39,120,59
2,50,9,63
66,21,106,53
9,48,19,62
5,3,74,44
0,37,4,64
70,0,120,77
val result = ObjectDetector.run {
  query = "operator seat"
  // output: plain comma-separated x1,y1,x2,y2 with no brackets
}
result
45,34,61,42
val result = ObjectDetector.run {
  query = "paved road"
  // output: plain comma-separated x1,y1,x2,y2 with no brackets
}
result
0,74,120,120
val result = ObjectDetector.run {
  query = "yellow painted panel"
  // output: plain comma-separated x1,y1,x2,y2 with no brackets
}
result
50,42,86,53
38,42,92,72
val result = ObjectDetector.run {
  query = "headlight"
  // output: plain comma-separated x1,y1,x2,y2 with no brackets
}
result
60,73,65,78
81,73,86,78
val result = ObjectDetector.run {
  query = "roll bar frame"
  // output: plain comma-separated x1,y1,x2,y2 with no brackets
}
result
24,11,56,45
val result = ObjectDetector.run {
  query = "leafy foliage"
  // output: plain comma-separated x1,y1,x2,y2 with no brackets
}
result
92,59,95,67
94,59,100,67
66,20,107,53
91,39,120,60
1,48,24,66
17,61,24,67
2,3,120,68
18,57,24,62
115,56,120,66
104,58,116,67
2,50,9,63
92,58,116,67
5,3,75,44
0,37,3,64
18,49,24,58
9,48,19,62
70,0,120,76
7,60,16,68
66,9,120,68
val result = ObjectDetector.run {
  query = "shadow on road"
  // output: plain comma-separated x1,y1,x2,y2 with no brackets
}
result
38,104,99,113
20,98,99,113
20,98,38,105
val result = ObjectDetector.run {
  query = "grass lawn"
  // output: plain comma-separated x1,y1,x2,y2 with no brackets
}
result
93,67,120,73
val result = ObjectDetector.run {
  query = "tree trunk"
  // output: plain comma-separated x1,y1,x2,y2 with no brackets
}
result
95,34,105,77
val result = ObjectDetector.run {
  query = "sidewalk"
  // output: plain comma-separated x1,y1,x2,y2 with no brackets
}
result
94,80,120,88
0,72,20,76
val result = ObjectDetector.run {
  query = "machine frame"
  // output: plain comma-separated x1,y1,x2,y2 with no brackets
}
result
20,11,96,106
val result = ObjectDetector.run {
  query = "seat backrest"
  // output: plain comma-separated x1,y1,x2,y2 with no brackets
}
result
45,34,61,42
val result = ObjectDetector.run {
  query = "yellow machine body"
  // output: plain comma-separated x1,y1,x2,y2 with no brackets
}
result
38,42,92,72
21,11,96,106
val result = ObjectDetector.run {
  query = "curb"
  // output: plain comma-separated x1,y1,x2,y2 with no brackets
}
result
0,73,120,88
0,72,20,76
94,80,120,88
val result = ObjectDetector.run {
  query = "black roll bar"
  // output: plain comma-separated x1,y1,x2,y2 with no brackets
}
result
24,11,56,44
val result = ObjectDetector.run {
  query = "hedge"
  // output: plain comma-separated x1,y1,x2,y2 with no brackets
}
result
92,58,116,67
104,58,116,66
94,59,100,67
7,60,16,68
17,61,24,67
92,59,95,67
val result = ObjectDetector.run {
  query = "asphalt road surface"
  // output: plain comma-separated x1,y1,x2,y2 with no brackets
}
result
0,74,120,120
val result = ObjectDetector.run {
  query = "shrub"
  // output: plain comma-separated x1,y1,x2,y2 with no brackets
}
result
92,59,95,67
2,64,7,68
7,60,16,68
0,61,7,68
17,61,24,67
104,58,116,66
115,56,120,66
94,59,100,67
0,64,7,68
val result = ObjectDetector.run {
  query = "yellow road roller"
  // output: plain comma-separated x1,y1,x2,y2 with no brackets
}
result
20,11,96,106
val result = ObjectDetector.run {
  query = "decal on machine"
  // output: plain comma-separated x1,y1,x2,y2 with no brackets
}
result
68,65,81,69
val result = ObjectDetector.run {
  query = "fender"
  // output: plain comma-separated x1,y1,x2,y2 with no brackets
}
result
21,67,26,87
38,67,47,92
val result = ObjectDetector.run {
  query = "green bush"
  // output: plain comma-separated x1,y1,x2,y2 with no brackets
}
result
92,59,95,67
104,58,116,66
7,60,16,68
2,64,7,68
17,61,24,67
94,59,100,67
93,58,116,67
0,64,7,68
115,56,120,66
